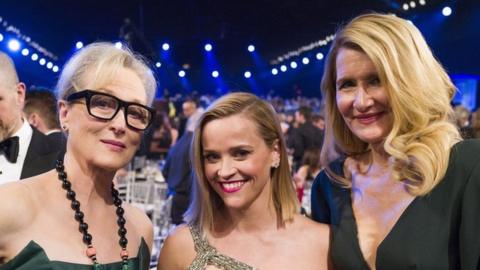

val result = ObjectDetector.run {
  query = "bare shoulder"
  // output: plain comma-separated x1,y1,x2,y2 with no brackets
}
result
285,215,331,269
291,215,330,248
157,224,196,270
123,204,154,250
0,180,38,247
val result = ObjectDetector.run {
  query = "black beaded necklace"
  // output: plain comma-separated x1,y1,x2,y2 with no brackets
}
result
55,160,130,270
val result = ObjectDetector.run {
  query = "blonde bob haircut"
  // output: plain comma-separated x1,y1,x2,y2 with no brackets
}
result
56,42,156,106
320,13,461,195
184,92,299,230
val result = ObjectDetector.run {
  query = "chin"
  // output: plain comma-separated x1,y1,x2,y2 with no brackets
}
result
92,156,130,172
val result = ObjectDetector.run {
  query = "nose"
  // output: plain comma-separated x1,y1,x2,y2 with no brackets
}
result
353,84,374,112
217,159,237,179
109,108,127,134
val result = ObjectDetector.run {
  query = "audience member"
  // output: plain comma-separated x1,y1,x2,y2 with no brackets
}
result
0,52,62,183
24,88,66,150
287,105,324,170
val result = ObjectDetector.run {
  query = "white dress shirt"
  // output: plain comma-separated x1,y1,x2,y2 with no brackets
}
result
0,120,33,184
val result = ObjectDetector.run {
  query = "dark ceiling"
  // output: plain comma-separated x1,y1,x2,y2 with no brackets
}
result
0,0,478,96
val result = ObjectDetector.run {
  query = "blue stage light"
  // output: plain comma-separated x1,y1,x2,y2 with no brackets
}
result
248,45,255,52
52,65,59,73
271,68,278,75
212,70,219,78
316,52,324,60
178,70,186,77
162,43,170,51
155,62,162,68
244,71,251,78
442,6,452,16
280,65,287,72
39,58,46,66
0,33,4,42
31,53,39,61
76,41,83,49
21,48,29,56
7,39,20,52
290,61,298,69
114,42,123,49
46,62,53,69
302,57,310,65
204,43,213,52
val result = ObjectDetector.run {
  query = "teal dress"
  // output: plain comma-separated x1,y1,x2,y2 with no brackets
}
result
0,238,150,270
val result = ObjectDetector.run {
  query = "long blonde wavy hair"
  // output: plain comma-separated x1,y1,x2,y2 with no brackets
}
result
320,13,462,195
184,92,299,230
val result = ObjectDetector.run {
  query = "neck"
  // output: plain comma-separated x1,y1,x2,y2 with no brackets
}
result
3,117,24,140
62,153,116,207
370,144,389,165
217,187,279,234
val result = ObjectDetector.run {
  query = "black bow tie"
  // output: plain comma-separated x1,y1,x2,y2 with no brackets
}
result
0,136,19,163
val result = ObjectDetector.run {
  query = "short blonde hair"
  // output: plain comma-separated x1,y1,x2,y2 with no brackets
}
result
320,13,461,195
184,92,298,230
56,42,156,105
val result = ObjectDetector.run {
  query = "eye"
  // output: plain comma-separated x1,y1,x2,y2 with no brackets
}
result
370,76,381,86
232,149,251,160
91,96,117,110
203,153,220,163
337,80,355,90
128,106,148,121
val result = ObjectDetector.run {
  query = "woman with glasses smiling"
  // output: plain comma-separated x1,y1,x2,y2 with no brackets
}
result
0,42,156,270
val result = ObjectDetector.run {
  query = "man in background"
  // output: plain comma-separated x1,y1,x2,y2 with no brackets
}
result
287,106,324,170
0,51,61,183
23,88,64,147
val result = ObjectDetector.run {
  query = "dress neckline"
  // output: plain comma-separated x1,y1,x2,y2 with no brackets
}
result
331,159,419,269
3,237,148,267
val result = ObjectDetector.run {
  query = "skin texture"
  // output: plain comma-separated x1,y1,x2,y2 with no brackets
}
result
0,78,26,141
202,114,277,212
335,48,392,147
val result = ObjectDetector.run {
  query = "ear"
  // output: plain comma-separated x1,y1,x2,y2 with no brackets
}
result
271,139,281,168
15,83,26,109
58,100,69,132
27,112,39,127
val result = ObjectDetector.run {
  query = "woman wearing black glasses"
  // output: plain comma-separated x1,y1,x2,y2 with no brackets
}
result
0,42,156,270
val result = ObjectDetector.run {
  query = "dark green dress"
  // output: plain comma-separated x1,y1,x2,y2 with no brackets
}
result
0,238,150,270
311,139,480,269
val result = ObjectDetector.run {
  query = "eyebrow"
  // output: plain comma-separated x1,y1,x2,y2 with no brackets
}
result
336,72,379,86
98,88,145,104
203,144,254,153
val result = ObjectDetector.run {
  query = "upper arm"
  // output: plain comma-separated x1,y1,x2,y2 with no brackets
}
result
0,183,35,256
157,225,195,270
460,156,480,269
125,205,154,252
311,171,332,224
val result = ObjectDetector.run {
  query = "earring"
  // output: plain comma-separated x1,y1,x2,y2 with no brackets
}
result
272,158,280,168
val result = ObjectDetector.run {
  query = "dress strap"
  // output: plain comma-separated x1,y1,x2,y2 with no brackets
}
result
187,225,257,270
189,225,209,252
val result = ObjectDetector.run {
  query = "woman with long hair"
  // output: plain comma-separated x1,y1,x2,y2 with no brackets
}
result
312,13,480,269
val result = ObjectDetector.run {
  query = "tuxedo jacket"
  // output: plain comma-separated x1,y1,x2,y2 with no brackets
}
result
20,128,63,179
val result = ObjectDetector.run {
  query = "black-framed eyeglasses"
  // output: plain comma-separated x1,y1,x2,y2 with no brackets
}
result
66,90,155,131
